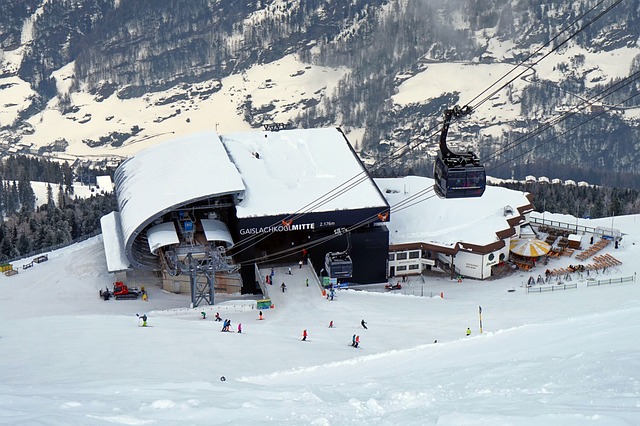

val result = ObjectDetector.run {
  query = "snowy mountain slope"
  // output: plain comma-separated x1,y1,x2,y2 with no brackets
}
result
1,0,639,187
0,214,639,424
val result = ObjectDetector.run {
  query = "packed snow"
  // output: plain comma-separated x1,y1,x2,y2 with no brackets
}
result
1,212,639,424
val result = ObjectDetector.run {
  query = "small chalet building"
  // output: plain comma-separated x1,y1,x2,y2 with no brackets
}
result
376,176,535,280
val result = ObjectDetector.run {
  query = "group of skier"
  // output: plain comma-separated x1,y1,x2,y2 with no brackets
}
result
299,318,368,348
221,318,241,333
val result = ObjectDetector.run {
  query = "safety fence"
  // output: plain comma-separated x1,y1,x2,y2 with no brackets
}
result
150,302,257,317
586,275,635,287
527,282,578,293
527,274,635,294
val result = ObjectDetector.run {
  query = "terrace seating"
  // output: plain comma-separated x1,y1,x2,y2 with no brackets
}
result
575,238,610,261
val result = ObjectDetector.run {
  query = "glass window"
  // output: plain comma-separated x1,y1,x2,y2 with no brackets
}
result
388,253,395,261
488,253,495,261
396,252,408,260
397,266,407,271
409,251,420,259
409,264,420,270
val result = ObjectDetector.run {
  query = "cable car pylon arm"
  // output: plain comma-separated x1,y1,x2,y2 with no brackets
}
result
439,105,473,159
432,104,485,199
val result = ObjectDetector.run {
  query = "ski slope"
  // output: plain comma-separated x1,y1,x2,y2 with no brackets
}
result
0,214,639,424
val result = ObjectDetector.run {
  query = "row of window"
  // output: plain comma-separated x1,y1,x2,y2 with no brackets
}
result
395,264,420,271
390,250,506,262
389,251,421,261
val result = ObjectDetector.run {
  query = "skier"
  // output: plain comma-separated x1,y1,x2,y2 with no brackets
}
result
302,329,308,341
288,267,292,275
237,323,242,334
354,335,360,348
137,314,148,327
299,260,303,269
466,327,471,336
361,319,367,329
328,320,334,328
215,312,222,322
221,319,229,332
259,310,263,320
226,319,232,332
306,278,309,287
201,311,206,320
281,282,286,293
351,334,356,346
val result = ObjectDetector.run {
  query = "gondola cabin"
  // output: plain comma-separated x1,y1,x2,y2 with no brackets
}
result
433,154,486,199
432,105,486,199
325,252,353,279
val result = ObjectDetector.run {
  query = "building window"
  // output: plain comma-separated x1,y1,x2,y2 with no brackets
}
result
408,264,420,270
488,253,495,261
397,265,407,271
499,253,505,261
397,252,408,260
409,251,420,259
389,253,395,261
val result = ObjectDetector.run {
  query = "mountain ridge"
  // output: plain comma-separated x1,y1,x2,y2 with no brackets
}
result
1,0,639,188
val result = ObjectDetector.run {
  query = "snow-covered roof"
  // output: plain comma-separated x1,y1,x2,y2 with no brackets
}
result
201,219,234,248
96,175,113,193
376,176,533,249
221,128,387,218
99,211,130,272
147,222,180,255
113,131,245,257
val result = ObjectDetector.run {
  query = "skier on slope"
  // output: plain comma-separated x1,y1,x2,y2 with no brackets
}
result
237,323,242,334
137,314,148,327
281,282,286,293
361,319,367,329
201,311,206,320
354,335,360,348
302,329,308,341
215,312,222,322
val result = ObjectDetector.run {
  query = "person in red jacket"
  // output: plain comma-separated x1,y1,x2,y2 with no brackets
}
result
354,335,360,348
302,329,308,341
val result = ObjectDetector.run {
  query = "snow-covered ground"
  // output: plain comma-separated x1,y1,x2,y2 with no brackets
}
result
1,213,639,424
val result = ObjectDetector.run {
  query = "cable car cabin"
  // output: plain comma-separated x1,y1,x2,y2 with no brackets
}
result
432,105,486,199
433,154,486,199
325,252,353,279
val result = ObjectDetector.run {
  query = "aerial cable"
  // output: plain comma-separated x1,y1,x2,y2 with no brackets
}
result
228,125,443,256
239,72,640,266
482,69,640,164
465,0,621,112
228,0,623,262
487,88,640,173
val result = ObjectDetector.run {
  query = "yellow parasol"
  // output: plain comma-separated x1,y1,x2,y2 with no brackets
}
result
509,238,551,257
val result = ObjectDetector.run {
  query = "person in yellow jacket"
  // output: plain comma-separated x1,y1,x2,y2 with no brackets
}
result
466,327,471,336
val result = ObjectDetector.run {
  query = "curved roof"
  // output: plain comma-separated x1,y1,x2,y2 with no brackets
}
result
114,131,245,266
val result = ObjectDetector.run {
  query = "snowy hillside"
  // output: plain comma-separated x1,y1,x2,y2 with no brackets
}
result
2,0,640,190
1,213,639,424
